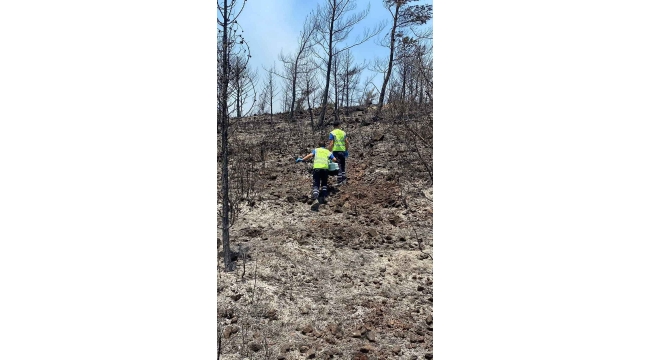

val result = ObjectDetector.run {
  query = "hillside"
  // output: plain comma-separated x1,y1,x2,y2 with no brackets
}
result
218,107,433,359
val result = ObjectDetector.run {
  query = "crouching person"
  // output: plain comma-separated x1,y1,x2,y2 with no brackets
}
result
296,140,337,201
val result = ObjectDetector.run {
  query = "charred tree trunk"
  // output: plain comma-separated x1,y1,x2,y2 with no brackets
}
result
376,3,401,118
290,65,298,120
333,54,339,122
419,69,424,105
401,68,407,101
307,94,314,131
318,0,336,128
219,0,234,272
235,61,242,118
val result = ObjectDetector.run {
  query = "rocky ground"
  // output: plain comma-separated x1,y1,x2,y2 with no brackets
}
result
218,107,432,359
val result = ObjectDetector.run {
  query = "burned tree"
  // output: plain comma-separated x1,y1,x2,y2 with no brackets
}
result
331,50,340,121
277,14,318,120
300,60,322,131
218,0,253,272
375,0,432,117
313,0,385,127
258,63,278,121
231,54,258,119
360,73,379,106
338,49,365,109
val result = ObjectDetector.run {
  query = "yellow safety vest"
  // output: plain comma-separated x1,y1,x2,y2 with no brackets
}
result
313,148,330,169
330,129,346,152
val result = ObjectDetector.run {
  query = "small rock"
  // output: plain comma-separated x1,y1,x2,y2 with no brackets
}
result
265,308,278,320
368,229,378,237
305,347,316,358
426,314,432,325
301,324,314,335
360,344,375,353
360,325,370,335
425,353,433,359
351,331,362,338
299,345,310,353
410,356,418,360
391,345,401,354
222,326,232,339
222,325,239,339
366,330,377,342
218,307,234,319
280,343,292,353
409,333,425,343
417,285,425,291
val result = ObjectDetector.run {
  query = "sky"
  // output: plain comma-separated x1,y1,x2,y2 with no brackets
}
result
231,0,432,112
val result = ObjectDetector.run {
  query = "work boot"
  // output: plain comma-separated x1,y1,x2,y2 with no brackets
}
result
311,190,319,200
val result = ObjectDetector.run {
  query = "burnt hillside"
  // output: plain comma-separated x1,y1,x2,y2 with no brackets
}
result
218,106,433,360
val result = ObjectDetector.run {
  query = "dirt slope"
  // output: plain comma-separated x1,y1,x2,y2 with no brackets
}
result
218,109,432,359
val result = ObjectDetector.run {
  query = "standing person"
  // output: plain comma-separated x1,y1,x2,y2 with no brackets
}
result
296,140,337,201
328,121,349,184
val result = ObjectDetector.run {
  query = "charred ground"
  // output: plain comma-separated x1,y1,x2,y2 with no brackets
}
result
218,106,432,360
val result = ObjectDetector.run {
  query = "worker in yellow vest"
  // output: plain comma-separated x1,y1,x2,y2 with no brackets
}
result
296,140,338,200
327,121,349,184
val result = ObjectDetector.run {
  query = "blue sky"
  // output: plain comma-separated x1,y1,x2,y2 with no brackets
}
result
233,0,432,110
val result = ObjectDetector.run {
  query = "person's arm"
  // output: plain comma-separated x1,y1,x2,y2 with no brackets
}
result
345,137,349,151
329,153,337,162
327,133,335,151
297,150,315,162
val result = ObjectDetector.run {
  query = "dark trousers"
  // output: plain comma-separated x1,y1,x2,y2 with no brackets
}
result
312,169,329,198
333,151,346,182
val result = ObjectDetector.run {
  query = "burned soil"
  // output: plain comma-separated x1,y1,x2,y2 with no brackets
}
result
218,107,432,359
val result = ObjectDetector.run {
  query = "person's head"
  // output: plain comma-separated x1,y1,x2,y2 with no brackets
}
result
318,140,326,148
332,120,341,129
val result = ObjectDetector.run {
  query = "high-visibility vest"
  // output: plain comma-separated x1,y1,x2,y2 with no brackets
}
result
330,129,346,152
313,148,330,169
